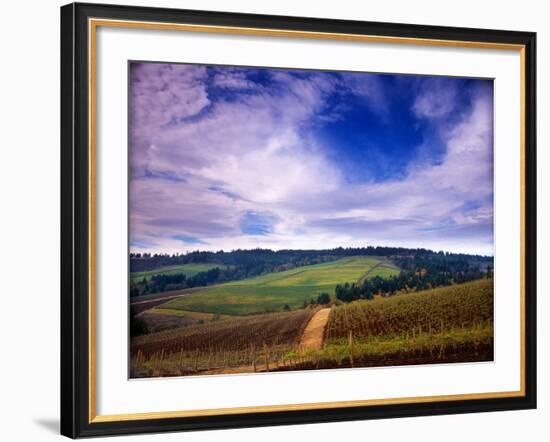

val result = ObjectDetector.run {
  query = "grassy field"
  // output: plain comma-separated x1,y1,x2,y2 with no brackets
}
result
130,263,227,283
158,256,399,315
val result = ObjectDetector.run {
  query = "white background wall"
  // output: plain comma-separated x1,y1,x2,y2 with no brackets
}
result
0,0,547,440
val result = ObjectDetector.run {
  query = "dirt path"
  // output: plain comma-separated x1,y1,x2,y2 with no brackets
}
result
356,259,399,285
357,262,383,285
298,307,331,352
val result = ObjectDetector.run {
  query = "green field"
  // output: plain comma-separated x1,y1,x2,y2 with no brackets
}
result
130,263,226,283
159,256,399,315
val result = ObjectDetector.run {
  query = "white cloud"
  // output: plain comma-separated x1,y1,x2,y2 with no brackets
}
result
129,64,493,256
412,77,458,119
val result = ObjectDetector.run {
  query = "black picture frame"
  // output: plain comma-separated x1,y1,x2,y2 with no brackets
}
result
61,2,537,438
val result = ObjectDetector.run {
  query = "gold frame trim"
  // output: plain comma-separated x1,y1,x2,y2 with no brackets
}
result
87,18,527,424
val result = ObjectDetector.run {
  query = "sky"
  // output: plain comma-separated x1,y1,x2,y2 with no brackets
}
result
129,62,494,256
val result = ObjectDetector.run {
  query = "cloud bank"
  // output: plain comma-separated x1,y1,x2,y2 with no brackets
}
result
129,63,494,255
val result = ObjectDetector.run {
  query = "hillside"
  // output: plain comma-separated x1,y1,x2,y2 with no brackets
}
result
130,279,493,377
156,256,399,315
130,263,225,283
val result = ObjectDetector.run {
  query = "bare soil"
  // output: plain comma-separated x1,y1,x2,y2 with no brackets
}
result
298,307,331,352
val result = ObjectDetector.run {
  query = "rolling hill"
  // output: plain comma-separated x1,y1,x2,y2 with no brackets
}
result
157,256,399,315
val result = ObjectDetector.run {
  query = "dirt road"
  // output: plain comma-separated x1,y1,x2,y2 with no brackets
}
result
298,307,331,352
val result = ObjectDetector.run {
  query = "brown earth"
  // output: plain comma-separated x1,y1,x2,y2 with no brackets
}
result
298,307,331,352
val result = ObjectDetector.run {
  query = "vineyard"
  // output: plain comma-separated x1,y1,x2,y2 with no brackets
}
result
325,278,493,340
130,279,494,377
130,308,317,377
292,278,495,370
280,326,493,371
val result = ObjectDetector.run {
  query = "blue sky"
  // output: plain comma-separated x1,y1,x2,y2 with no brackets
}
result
129,62,494,255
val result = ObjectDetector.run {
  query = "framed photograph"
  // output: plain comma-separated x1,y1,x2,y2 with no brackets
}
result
60,2,536,438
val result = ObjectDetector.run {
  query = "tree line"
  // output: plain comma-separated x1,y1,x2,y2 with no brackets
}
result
335,256,493,303
130,246,491,272
130,247,493,298
131,266,240,297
